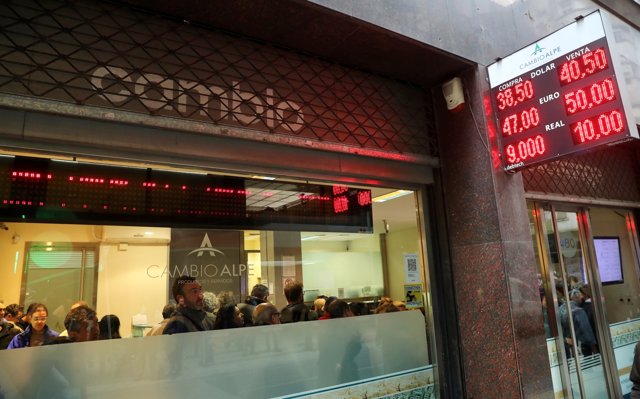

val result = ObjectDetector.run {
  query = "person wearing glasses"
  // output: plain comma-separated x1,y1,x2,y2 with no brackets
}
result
7,303,59,349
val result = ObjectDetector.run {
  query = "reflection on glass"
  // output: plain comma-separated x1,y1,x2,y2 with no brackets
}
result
545,210,607,399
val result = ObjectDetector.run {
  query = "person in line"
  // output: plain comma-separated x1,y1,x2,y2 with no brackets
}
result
578,284,598,351
348,301,369,316
16,303,37,331
559,288,596,357
98,314,122,339
146,303,176,336
0,302,6,323
252,303,281,326
202,291,217,316
318,296,337,320
326,299,354,319
4,304,24,331
238,284,269,326
0,316,22,349
163,275,215,334
375,297,400,313
8,303,59,348
313,296,327,319
213,304,245,329
58,300,89,337
48,305,100,344
280,280,317,323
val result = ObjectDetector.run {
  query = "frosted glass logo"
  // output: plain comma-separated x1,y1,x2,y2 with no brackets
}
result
91,65,305,132
187,233,224,257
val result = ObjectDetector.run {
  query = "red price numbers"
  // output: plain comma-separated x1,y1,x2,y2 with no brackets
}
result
504,135,547,164
333,195,349,213
570,110,625,145
563,78,617,115
495,80,534,110
558,48,608,85
501,107,540,137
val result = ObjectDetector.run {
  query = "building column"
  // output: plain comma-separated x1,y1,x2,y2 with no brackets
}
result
435,67,554,398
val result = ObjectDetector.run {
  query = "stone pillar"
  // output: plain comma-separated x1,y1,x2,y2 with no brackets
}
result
435,67,553,398
260,231,303,309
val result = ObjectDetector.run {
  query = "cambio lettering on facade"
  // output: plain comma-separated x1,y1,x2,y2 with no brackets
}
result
146,264,247,279
147,233,246,279
91,66,305,132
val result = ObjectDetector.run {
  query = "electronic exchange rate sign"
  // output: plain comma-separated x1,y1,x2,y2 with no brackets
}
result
488,11,638,172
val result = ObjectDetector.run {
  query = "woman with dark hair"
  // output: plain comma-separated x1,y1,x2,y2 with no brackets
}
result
99,314,122,339
7,303,59,348
327,299,353,319
213,304,245,330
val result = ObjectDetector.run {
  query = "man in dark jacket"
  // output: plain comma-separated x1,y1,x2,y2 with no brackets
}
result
0,320,21,349
238,284,269,326
163,275,215,334
280,280,317,323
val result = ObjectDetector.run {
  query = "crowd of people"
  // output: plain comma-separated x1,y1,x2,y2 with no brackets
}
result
0,276,411,348
156,276,410,336
0,300,123,350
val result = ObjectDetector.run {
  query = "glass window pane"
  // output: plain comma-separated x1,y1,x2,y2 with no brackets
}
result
0,185,436,397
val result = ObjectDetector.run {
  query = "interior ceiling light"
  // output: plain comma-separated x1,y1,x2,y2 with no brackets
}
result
251,175,276,181
301,235,323,241
372,190,413,203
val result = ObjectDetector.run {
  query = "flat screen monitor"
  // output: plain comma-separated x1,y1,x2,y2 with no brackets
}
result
593,236,623,285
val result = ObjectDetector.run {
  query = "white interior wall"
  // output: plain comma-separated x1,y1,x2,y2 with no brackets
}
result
590,209,640,324
385,227,420,302
97,243,169,337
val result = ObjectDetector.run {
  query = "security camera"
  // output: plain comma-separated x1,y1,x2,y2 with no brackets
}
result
0,223,8,231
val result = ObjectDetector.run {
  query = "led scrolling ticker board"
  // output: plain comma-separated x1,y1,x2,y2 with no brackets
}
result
488,11,638,172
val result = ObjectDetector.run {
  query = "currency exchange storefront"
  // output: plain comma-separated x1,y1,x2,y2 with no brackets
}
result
0,0,465,397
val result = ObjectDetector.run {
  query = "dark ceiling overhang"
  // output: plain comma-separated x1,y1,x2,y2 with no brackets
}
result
115,0,473,88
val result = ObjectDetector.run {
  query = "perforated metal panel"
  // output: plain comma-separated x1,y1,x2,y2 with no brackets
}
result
522,143,640,202
0,0,438,158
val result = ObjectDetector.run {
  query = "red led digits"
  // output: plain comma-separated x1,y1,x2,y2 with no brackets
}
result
495,80,534,110
564,78,616,115
558,48,608,85
504,135,547,164
299,194,330,201
357,190,372,206
570,110,625,145
332,185,348,195
333,196,349,213
11,171,51,180
501,107,540,136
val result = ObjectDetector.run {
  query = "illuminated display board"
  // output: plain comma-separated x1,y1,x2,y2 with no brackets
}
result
488,11,638,172
0,156,373,233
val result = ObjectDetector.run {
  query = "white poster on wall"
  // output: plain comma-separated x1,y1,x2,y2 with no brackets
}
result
404,253,421,283
282,255,296,278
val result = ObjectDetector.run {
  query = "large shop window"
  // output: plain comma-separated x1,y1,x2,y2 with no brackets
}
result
0,177,436,398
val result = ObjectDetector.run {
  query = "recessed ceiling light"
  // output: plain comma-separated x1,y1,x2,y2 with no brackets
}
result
251,175,276,181
372,190,413,203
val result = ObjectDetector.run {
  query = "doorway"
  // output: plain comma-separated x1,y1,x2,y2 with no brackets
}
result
529,203,640,398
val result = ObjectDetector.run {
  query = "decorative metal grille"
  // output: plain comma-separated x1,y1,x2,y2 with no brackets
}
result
0,0,438,157
522,143,640,202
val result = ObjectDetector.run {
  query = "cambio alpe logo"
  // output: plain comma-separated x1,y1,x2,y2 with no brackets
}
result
531,43,545,56
187,233,225,257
